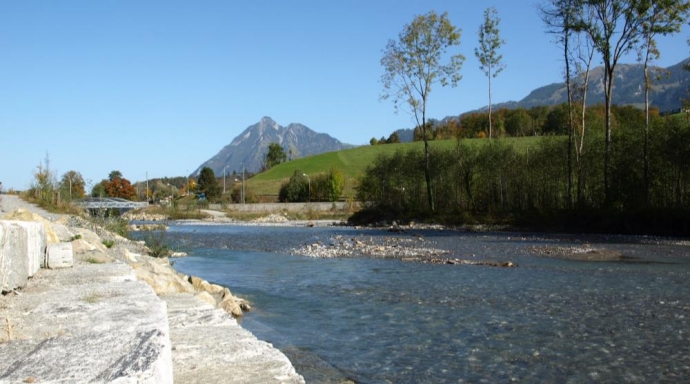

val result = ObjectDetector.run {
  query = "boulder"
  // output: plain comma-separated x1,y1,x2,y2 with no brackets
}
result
218,296,243,317
70,228,107,253
133,260,195,295
122,249,140,262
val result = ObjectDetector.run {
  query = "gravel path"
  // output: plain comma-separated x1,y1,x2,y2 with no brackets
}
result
0,194,63,221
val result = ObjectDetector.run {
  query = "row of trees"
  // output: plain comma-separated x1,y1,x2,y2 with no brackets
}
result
407,103,663,140
357,114,689,225
381,1,690,211
28,155,87,206
369,132,401,146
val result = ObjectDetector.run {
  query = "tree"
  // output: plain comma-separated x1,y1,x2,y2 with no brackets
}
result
91,182,107,198
104,171,136,200
370,137,379,146
313,168,345,202
197,167,221,201
265,142,287,170
387,131,401,144
576,0,647,204
475,7,506,140
59,170,85,201
279,170,310,202
30,153,56,203
108,170,123,182
540,0,580,207
381,11,464,212
505,108,531,137
635,0,690,204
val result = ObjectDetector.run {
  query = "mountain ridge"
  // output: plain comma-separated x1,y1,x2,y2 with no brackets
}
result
394,57,690,141
192,117,352,177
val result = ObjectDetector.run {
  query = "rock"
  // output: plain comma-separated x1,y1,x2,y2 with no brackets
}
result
195,291,217,306
1,209,59,244
133,260,195,295
219,296,243,317
78,251,113,264
50,222,76,242
71,238,98,254
45,242,74,269
122,249,140,262
70,228,107,253
0,221,46,293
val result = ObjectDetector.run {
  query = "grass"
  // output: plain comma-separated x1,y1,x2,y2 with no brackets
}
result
247,136,546,199
82,293,101,304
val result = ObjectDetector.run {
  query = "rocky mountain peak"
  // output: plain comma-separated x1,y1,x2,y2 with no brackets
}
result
192,118,352,177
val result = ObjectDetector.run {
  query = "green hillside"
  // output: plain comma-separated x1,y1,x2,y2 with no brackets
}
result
246,136,544,199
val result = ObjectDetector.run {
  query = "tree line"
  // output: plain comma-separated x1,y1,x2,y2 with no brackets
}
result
356,112,690,234
380,1,690,213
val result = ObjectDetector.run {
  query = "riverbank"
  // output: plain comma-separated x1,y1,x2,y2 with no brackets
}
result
0,195,304,383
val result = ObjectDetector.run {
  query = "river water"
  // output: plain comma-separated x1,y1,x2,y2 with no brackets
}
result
167,224,690,383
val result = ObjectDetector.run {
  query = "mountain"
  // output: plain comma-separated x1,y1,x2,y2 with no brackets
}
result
192,116,352,177
395,58,690,142
513,58,690,111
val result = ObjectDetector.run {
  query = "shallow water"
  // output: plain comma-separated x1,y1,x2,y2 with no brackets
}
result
169,225,690,383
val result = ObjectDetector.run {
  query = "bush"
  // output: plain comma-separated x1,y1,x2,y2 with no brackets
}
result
142,229,170,258
279,170,310,202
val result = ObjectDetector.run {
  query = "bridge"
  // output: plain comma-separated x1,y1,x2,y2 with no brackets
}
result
72,197,148,210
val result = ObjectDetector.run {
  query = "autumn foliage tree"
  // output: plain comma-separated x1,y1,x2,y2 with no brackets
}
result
103,170,136,200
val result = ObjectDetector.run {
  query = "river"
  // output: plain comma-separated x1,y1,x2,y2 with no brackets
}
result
167,224,690,383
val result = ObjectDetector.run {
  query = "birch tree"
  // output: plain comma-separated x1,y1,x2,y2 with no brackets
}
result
381,11,464,212
475,7,506,139
635,0,690,204
576,0,647,205
539,0,579,207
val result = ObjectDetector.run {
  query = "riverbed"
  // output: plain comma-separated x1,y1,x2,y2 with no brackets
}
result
168,224,690,383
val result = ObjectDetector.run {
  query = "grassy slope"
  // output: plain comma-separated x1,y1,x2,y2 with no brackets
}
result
247,136,545,198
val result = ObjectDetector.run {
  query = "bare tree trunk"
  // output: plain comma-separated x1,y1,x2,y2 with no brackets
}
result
643,54,651,206
422,111,435,212
604,64,614,206
488,70,493,139
565,27,573,210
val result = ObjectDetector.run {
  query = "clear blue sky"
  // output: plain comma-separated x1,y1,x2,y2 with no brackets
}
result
1,1,688,192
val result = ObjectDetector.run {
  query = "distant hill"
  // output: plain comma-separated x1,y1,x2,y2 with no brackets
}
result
192,116,353,177
247,137,543,199
395,58,690,142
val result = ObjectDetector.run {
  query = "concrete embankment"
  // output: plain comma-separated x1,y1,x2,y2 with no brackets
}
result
0,195,304,383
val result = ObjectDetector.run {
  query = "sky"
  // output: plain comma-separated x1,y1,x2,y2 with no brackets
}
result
1,1,688,192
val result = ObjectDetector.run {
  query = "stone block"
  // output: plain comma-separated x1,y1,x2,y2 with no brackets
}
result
46,242,74,269
0,220,46,292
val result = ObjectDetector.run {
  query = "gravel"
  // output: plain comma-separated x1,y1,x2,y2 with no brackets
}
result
0,194,63,221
